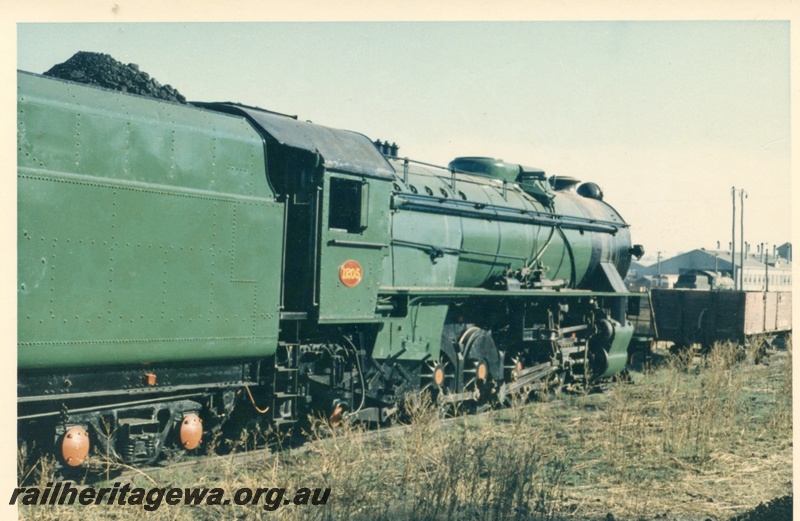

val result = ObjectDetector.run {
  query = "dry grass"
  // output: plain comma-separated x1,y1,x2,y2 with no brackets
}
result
558,340,793,520
17,340,792,521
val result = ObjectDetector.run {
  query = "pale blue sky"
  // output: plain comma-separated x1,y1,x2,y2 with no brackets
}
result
17,21,791,262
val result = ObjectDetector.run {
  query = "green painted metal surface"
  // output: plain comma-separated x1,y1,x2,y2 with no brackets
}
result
389,168,461,289
367,156,634,364
448,157,522,182
317,174,392,321
385,159,629,292
378,287,637,299
542,194,594,286
372,302,449,361
18,72,283,369
17,71,635,381
601,321,634,378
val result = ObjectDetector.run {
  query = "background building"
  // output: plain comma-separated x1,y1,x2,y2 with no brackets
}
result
632,246,791,291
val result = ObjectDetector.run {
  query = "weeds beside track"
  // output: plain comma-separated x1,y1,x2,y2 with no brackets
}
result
18,340,792,521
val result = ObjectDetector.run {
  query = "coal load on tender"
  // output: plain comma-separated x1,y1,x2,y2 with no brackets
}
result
44,51,187,104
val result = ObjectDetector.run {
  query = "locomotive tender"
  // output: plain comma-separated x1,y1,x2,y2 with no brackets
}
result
18,70,643,468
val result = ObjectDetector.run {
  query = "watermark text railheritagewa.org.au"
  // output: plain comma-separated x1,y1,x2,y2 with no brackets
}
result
11,482,331,511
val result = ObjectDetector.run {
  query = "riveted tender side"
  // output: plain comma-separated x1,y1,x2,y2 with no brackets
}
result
18,72,282,368
18,71,283,468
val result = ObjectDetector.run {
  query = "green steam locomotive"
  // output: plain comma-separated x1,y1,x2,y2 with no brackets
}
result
18,70,643,469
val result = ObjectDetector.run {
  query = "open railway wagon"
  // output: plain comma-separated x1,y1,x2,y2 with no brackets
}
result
649,288,792,351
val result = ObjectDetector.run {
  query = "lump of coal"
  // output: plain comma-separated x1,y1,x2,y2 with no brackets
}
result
43,51,187,104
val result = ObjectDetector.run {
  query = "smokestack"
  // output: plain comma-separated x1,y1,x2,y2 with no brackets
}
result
731,187,736,290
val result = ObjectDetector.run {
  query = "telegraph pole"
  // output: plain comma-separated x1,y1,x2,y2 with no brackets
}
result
731,187,736,289
740,189,746,290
